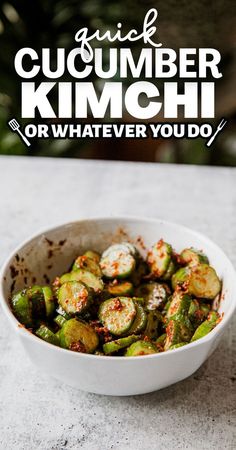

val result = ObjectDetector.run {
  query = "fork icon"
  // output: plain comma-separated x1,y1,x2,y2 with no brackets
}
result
206,118,227,148
8,118,31,147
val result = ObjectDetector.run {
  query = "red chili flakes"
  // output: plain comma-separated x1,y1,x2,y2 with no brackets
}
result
75,290,88,312
69,341,86,353
90,320,112,342
166,321,174,339
110,298,123,311
157,239,164,249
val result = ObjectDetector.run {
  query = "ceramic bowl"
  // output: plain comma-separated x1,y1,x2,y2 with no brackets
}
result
1,217,236,396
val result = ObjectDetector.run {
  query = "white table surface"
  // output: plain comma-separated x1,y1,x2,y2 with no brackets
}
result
0,156,235,450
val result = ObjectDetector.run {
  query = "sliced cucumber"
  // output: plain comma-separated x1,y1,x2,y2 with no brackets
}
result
56,306,71,320
188,300,210,327
59,273,71,284
126,303,147,335
167,291,191,320
125,340,157,356
102,242,137,259
55,329,61,340
73,255,102,277
191,311,219,342
155,333,166,345
172,264,221,300
136,282,168,311
188,264,221,299
58,281,93,315
107,281,133,296
42,286,55,318
121,242,139,257
164,320,182,350
180,248,209,267
103,335,140,354
200,303,211,318
147,240,172,277
54,314,67,328
99,297,136,335
11,290,33,327
100,250,136,279
144,311,161,339
84,250,100,264
60,318,99,353
162,260,177,281
188,299,200,324
178,317,193,342
27,285,45,319
60,269,104,293
36,325,60,346
171,266,191,290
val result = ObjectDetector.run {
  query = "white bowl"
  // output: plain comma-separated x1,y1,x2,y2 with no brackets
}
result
1,217,236,396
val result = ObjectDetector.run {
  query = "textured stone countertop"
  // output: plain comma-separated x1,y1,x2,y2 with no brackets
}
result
0,156,235,450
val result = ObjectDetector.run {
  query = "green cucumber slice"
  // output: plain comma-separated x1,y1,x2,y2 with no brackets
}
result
27,285,45,319
125,340,157,356
155,333,167,345
107,281,133,296
58,281,93,315
188,264,221,299
147,240,172,277
127,303,147,335
54,314,67,328
188,300,210,327
55,329,61,340
99,297,136,335
42,286,55,318
100,250,136,279
60,269,104,293
162,260,177,281
56,306,71,320
136,282,168,311
171,266,191,290
59,273,71,284
72,255,102,277
84,250,100,263
172,264,221,300
121,242,139,257
180,248,209,266
164,320,182,350
144,311,161,339
102,243,137,258
11,290,33,327
191,311,219,342
60,318,99,353
36,325,60,346
103,335,140,354
167,291,191,320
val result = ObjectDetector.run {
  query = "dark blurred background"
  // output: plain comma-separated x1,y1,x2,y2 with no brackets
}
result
0,0,236,164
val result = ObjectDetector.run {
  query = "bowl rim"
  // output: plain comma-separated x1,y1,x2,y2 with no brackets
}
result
1,215,236,361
